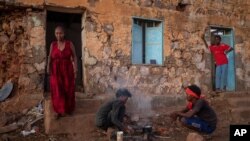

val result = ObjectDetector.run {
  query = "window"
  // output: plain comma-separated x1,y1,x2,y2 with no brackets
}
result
132,18,163,65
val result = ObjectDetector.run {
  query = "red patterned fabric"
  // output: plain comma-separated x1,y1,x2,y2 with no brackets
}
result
50,40,75,114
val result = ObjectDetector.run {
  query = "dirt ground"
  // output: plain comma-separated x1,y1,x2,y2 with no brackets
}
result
0,114,227,141
0,93,231,141
0,117,187,141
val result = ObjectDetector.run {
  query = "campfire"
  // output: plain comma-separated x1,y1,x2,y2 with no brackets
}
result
116,116,172,141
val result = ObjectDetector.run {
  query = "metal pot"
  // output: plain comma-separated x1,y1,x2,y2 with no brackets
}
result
142,125,152,134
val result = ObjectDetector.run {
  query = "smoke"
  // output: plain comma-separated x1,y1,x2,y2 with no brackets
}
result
112,66,155,122
127,88,154,118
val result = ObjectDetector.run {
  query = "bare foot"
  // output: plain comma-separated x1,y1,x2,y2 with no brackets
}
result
54,113,66,120
54,114,61,120
67,112,74,116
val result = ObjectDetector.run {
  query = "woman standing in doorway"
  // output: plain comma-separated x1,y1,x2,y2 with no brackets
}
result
203,35,233,92
47,26,78,118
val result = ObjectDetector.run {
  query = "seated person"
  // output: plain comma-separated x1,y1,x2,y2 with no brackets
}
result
95,88,134,134
170,85,217,134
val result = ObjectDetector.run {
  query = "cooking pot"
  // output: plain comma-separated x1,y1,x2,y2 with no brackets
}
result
143,125,152,134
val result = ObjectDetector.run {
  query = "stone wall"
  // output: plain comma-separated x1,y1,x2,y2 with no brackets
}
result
83,0,250,96
1,0,250,112
0,9,46,112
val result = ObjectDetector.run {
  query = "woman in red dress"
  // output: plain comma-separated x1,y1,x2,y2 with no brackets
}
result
47,26,78,118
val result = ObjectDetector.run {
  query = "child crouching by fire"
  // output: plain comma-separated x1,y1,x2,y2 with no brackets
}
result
170,84,217,134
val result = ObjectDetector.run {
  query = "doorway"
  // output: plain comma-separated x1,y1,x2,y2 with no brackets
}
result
45,11,83,92
209,27,236,91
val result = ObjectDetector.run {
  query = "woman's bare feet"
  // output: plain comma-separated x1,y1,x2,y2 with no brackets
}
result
54,113,66,120
54,114,61,120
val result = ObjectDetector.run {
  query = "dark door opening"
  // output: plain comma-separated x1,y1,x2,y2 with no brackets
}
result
209,27,236,91
45,11,83,92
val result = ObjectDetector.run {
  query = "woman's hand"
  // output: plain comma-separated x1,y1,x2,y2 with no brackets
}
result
124,125,134,134
46,67,50,74
72,61,77,79
74,69,77,79
170,112,179,120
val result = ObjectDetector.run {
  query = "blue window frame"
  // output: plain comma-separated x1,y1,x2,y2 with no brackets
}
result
132,18,163,65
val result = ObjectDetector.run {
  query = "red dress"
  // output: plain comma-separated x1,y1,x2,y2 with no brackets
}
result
50,40,75,114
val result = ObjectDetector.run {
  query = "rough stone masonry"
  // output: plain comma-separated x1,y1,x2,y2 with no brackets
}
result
0,0,250,112
0,9,46,112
